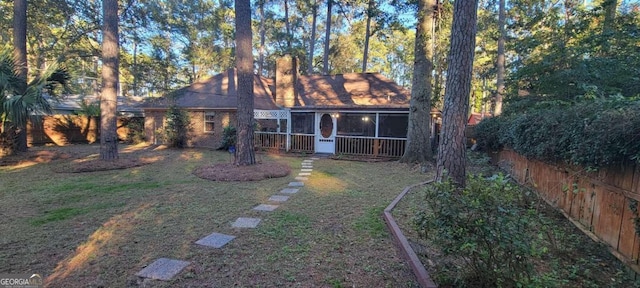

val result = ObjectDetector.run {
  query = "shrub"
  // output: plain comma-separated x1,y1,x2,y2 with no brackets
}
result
414,174,535,287
160,106,191,148
219,125,236,150
124,118,146,144
473,98,640,168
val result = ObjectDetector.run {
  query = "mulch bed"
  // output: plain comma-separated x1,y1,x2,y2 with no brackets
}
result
52,157,155,173
193,162,291,181
0,150,71,167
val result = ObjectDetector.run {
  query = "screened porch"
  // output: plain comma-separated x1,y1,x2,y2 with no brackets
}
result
254,110,414,158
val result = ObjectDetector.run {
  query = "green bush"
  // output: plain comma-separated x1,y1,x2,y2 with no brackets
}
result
414,174,536,287
473,98,640,168
219,125,236,150
160,106,191,148
124,118,146,144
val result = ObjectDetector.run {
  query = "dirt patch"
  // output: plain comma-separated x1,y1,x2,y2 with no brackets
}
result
193,162,291,181
52,157,155,173
0,150,71,167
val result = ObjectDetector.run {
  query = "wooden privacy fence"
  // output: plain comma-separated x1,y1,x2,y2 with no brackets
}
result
336,136,406,158
28,115,139,146
494,149,640,272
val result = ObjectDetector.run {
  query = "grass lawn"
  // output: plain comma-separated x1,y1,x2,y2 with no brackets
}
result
0,144,428,287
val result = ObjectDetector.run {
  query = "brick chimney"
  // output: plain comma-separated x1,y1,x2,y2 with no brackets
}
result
275,55,297,107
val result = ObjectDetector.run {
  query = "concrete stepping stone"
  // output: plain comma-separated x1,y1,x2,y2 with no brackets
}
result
302,159,314,163
301,165,313,168
311,157,320,160
253,204,279,211
280,188,299,194
298,172,311,176
288,182,305,187
301,168,313,172
232,217,261,228
136,258,190,281
268,195,289,202
195,232,235,248
295,176,308,181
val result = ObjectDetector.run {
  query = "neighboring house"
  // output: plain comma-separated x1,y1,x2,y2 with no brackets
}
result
28,95,144,145
467,112,491,126
141,56,440,157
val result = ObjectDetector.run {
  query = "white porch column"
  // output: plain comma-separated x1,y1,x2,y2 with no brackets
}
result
286,109,291,151
375,113,380,138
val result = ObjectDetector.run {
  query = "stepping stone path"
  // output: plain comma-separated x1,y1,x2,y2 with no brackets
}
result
268,195,290,202
253,204,279,211
136,258,190,281
136,157,318,282
232,217,261,228
195,232,235,248
280,188,300,194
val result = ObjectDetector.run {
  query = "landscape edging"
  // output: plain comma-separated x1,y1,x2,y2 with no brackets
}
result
383,180,437,288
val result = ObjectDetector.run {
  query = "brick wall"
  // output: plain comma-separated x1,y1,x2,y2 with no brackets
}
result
145,109,237,149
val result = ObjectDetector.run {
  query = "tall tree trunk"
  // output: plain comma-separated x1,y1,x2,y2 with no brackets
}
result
100,0,119,160
133,38,138,96
400,0,436,165
284,0,292,52
362,0,374,73
258,0,266,76
235,0,256,165
435,0,478,187
494,0,505,116
13,0,28,152
308,1,318,75
602,0,617,34
602,0,617,53
323,0,332,75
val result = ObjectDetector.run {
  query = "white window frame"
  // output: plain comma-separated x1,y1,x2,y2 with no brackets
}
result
204,112,216,133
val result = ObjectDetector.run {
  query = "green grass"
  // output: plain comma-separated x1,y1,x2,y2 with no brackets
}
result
353,206,388,238
0,144,427,288
29,207,86,226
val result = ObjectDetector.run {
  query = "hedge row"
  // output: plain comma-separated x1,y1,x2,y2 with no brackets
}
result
473,98,640,169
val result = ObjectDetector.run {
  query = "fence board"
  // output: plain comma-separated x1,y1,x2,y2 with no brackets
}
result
593,187,625,248
633,166,640,198
619,199,639,261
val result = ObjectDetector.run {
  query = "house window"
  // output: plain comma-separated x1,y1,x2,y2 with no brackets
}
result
204,112,216,133
291,112,314,134
337,113,375,137
256,119,278,132
379,113,408,138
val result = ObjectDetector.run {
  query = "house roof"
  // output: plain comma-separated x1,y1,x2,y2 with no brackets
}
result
468,112,492,125
46,94,145,116
292,73,410,109
141,69,414,112
142,69,279,110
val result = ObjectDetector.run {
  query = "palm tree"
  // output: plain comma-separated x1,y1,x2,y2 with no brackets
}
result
0,48,67,155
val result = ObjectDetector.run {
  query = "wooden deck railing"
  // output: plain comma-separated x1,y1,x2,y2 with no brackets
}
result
290,134,314,153
254,132,286,150
336,136,406,158
254,133,406,157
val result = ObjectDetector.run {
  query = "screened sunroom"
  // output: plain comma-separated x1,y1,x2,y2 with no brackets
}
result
254,109,421,158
